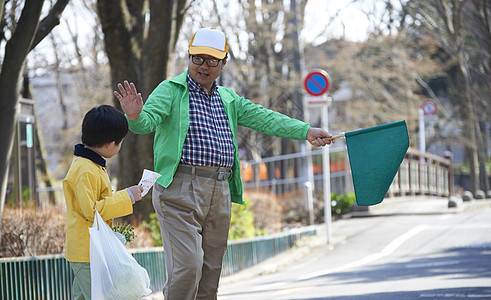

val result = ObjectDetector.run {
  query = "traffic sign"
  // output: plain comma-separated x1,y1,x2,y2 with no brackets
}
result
306,95,331,107
307,99,329,106
304,69,331,96
422,100,437,116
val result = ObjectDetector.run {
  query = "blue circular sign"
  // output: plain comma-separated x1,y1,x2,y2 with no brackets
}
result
304,70,331,96
422,100,437,115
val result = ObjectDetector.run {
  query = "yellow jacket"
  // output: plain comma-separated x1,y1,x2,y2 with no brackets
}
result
63,154,133,262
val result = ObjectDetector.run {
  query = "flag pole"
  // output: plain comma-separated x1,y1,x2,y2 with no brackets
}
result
331,133,345,139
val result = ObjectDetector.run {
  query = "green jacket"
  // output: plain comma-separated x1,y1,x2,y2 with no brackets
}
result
128,71,310,204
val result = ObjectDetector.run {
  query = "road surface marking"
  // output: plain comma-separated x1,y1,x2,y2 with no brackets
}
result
297,224,430,281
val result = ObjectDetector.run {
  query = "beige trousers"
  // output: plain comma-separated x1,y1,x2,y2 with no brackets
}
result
152,166,232,300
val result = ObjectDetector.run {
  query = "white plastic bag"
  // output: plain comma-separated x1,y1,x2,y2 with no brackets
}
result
89,209,152,300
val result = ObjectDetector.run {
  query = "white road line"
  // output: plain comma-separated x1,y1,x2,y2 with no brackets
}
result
297,224,430,281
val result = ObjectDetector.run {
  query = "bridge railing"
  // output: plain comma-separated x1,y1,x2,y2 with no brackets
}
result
389,149,453,198
240,145,453,199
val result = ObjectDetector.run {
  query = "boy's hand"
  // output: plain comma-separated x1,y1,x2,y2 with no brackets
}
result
128,185,144,202
114,80,143,121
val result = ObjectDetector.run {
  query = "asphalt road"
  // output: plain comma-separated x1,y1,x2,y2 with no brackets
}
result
218,202,491,299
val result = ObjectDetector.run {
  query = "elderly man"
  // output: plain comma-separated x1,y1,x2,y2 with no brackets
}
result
115,27,333,300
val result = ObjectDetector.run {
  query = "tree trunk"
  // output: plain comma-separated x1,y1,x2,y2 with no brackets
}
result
96,0,187,220
459,63,479,194
0,0,69,226
0,1,45,227
477,121,489,193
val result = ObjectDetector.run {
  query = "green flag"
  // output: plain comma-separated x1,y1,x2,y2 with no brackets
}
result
345,120,409,206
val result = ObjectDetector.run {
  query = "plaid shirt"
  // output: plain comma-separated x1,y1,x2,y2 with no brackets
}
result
180,74,235,168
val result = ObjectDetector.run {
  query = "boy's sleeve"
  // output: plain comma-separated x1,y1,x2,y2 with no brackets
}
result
74,173,133,223
126,188,136,204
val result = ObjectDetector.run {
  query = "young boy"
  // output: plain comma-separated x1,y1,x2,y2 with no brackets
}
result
63,105,143,300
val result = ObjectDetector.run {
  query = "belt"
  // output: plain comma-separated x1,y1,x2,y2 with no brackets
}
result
176,164,232,181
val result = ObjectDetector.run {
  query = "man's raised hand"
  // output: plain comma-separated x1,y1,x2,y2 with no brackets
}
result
114,80,143,121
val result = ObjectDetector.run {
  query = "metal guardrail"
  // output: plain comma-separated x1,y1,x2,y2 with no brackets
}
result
130,248,167,293
222,227,316,276
241,144,349,195
389,148,452,197
241,146,452,199
1,254,73,300
0,227,316,299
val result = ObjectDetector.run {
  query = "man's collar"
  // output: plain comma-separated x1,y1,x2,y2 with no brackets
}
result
74,144,106,167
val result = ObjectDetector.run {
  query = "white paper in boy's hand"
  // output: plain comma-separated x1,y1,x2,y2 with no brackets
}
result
138,169,162,197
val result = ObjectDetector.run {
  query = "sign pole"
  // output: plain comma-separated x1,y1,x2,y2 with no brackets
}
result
304,69,332,245
304,101,315,226
419,108,425,154
419,99,437,156
305,153,315,226
322,95,332,245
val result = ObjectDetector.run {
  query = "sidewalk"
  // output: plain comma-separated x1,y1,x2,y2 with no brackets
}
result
142,197,491,299
352,195,457,216
354,195,491,216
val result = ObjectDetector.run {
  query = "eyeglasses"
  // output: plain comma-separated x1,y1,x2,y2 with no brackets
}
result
191,55,222,67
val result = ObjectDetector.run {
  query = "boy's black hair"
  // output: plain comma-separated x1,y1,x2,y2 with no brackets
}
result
82,105,128,147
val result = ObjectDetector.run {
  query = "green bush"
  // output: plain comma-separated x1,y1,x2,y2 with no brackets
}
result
229,198,257,240
331,192,356,215
5,187,35,209
142,197,264,245
113,222,136,243
141,213,163,247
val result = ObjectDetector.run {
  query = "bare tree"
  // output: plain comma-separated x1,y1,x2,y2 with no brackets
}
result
205,0,311,193
403,0,491,194
305,34,441,145
23,0,110,202
464,1,491,192
215,0,310,159
95,0,189,219
0,0,69,226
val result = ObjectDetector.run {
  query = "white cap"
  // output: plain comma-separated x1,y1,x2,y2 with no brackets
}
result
189,28,228,59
